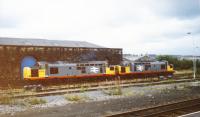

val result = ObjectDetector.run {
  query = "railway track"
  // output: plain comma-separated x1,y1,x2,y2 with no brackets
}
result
11,78,199,99
37,77,198,92
105,97,200,117
29,77,197,93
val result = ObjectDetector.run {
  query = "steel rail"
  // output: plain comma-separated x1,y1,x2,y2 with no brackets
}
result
12,78,199,99
105,97,200,117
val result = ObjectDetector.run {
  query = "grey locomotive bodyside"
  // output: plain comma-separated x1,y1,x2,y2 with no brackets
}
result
38,61,107,77
130,61,168,72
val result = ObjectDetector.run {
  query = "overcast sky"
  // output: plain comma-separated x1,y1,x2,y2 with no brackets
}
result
0,0,200,55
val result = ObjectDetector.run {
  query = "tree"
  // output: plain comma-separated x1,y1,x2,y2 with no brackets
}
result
156,55,194,70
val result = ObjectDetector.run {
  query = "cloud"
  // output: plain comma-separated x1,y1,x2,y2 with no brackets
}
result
0,0,200,55
0,16,20,28
150,0,200,19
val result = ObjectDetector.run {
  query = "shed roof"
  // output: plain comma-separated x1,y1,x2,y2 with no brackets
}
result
0,37,104,48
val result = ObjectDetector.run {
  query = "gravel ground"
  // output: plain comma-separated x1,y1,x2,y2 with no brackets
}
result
1,81,200,117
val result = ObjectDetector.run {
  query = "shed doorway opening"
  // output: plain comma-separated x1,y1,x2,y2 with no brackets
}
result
21,56,36,79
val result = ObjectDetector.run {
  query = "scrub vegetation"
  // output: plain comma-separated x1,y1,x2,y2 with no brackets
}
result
80,85,89,93
25,97,47,105
0,85,16,105
0,94,14,105
0,95,46,106
103,85,123,96
64,94,89,102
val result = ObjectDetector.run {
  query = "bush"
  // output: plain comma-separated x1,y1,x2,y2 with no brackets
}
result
0,85,16,105
103,86,123,96
0,95,14,105
64,94,88,102
26,97,46,105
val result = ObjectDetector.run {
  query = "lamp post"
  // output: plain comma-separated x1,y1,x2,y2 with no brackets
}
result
187,32,196,79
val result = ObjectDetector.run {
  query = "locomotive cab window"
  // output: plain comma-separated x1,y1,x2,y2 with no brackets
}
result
161,65,166,70
110,67,114,71
50,67,58,74
81,67,86,73
121,67,126,73
31,69,38,77
80,64,84,66
100,67,103,73
77,67,81,70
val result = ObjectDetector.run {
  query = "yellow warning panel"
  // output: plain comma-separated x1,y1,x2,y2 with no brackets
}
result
23,67,31,78
39,69,46,77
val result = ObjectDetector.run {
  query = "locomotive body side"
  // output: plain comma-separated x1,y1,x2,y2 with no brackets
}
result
23,61,108,80
23,60,174,80
129,61,172,72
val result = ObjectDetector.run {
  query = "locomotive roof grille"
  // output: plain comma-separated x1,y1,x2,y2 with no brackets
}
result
48,64,77,67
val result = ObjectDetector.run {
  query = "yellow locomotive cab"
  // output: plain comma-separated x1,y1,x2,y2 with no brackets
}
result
106,66,115,74
38,69,46,77
124,66,131,73
23,67,46,79
106,65,130,74
23,67,31,78
167,64,174,71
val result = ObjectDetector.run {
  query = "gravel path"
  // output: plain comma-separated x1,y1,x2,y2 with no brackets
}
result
1,81,200,117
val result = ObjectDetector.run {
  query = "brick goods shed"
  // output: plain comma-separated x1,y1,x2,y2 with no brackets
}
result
0,37,122,81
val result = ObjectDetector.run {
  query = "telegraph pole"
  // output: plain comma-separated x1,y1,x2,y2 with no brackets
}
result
187,32,196,79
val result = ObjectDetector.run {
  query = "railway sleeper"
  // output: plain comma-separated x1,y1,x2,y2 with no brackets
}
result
24,84,43,92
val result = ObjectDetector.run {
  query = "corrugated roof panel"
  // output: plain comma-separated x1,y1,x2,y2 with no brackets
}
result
0,37,105,48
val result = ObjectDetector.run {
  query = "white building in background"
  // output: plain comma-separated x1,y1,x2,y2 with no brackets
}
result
123,54,144,62
123,54,200,62
123,54,157,64
178,56,200,61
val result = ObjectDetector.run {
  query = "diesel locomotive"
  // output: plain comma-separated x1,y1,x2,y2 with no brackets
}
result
23,60,174,80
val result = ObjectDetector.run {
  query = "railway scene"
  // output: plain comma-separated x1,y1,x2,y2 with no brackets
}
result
0,0,200,117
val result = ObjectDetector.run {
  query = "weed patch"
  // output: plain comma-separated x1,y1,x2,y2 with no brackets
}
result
64,94,89,102
25,97,46,105
103,86,123,96
0,94,14,105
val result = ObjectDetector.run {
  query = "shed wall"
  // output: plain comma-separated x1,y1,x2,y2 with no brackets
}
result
0,45,122,80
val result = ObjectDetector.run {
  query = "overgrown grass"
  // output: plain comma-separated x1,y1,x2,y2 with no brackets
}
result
103,85,123,96
25,97,47,105
64,94,89,102
0,85,46,106
0,94,14,105
123,90,134,97
175,70,193,75
80,85,89,93
164,79,176,83
160,88,171,93
102,79,124,96
0,85,16,105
